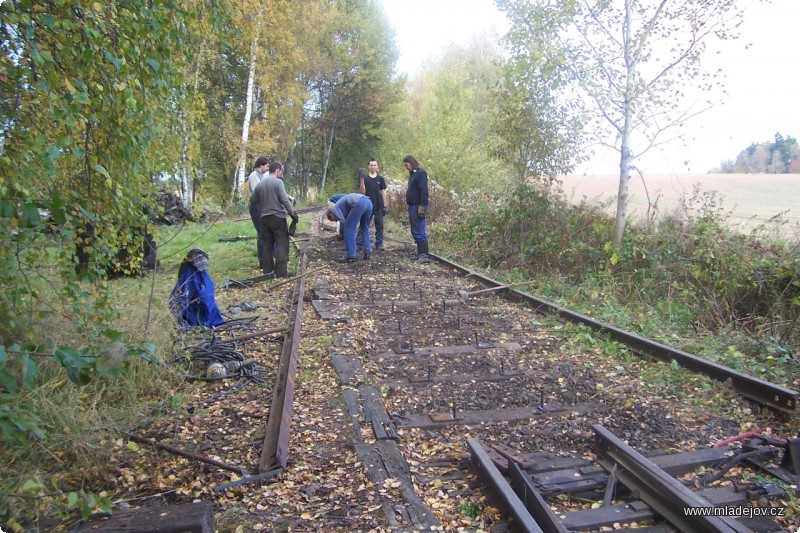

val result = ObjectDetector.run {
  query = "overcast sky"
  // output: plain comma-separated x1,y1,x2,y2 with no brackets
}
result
378,0,800,175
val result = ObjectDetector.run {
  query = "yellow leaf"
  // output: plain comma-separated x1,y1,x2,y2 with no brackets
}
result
300,513,312,520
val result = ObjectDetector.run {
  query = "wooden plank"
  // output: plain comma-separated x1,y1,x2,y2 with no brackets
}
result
526,454,593,474
311,300,334,320
560,503,656,530
351,442,440,529
535,446,734,495
341,389,364,444
387,371,522,386
360,386,398,441
74,501,215,532
395,404,591,430
482,446,510,472
354,442,388,485
330,353,361,386
376,440,440,528
349,300,421,308
371,342,523,363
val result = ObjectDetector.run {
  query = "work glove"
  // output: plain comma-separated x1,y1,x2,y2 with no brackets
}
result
290,213,299,224
417,205,425,220
288,218,298,237
288,195,297,205
382,206,388,216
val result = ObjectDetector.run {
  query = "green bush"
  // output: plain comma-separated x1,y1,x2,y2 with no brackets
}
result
441,181,800,380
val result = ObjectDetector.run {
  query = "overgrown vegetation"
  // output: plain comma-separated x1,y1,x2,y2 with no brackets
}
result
0,215,278,529
440,182,800,387
0,0,187,489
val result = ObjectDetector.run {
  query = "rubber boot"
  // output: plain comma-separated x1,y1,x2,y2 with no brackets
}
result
416,241,430,264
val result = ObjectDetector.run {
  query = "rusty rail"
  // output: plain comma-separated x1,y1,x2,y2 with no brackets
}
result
125,433,248,476
468,438,544,533
259,250,308,472
428,252,800,413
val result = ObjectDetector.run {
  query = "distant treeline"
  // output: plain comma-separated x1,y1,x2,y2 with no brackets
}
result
715,133,799,173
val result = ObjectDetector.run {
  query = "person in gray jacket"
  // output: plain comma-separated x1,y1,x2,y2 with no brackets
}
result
252,161,299,277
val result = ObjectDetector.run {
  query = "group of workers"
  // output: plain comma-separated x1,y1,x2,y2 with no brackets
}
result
247,155,431,273
170,155,429,331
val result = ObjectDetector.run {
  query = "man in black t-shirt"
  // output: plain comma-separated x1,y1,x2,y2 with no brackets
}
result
359,159,388,251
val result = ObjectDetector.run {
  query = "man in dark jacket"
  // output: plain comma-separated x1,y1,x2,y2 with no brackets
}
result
402,155,430,264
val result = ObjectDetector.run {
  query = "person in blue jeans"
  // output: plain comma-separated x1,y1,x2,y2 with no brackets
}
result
402,155,430,264
325,193,373,263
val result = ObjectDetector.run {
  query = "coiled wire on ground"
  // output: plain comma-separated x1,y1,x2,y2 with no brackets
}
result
179,334,270,384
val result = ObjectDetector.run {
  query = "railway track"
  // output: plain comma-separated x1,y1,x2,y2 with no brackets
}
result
79,220,800,532
303,228,800,532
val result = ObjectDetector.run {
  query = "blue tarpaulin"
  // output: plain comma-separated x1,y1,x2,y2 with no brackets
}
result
169,249,224,330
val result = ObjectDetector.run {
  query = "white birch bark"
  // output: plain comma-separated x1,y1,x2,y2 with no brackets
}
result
234,19,261,201
181,119,191,207
614,0,635,245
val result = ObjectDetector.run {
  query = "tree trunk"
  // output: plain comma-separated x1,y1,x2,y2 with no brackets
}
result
180,119,192,207
234,20,261,202
300,110,308,199
320,121,336,193
182,43,205,209
613,0,635,246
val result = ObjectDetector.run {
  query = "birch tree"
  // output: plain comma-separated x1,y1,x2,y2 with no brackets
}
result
234,17,262,201
497,0,749,244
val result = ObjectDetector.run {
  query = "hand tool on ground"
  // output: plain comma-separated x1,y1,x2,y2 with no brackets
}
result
458,280,538,302
206,358,258,379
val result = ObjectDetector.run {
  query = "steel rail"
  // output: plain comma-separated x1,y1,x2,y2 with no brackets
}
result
468,439,544,533
506,461,569,533
428,252,799,413
592,424,755,533
259,251,308,472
